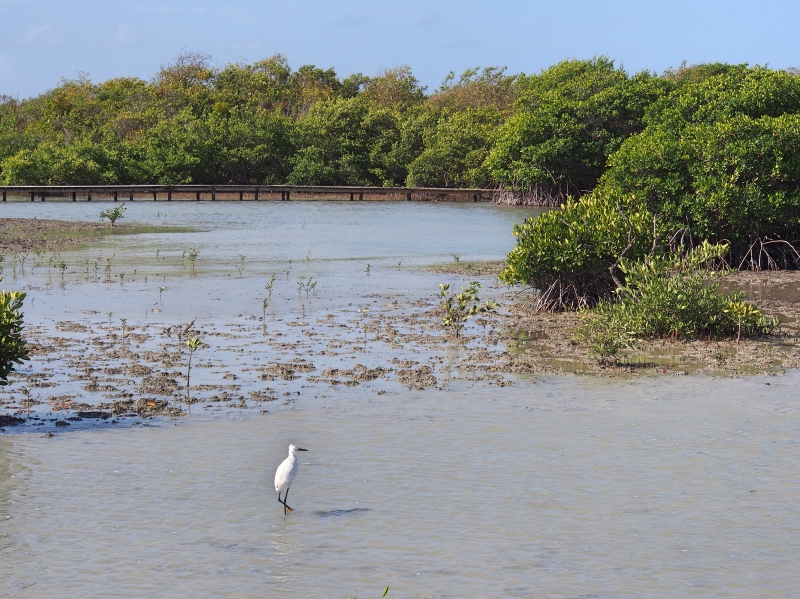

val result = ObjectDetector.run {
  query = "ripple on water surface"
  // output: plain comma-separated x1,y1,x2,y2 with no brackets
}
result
2,374,800,598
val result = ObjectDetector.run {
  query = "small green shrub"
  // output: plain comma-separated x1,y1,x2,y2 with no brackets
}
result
574,242,778,362
0,285,29,384
99,203,126,227
439,281,497,339
500,192,654,311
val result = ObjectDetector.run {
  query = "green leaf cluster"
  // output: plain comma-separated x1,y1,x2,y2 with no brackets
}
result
439,281,497,339
599,67,800,267
99,202,126,226
485,57,668,199
499,192,654,309
0,285,28,385
574,242,778,361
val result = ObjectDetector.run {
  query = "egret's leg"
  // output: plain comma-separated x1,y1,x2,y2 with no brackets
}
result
283,485,293,513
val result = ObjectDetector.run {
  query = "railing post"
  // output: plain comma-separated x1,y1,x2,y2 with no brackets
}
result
87,192,92,201
167,190,172,201
358,192,363,201
41,193,46,201
30,191,34,202
254,189,259,201
406,192,412,201
239,191,243,201
1,191,5,202
129,191,134,201
72,192,76,201
153,191,157,201
113,191,118,201
196,191,200,201
211,189,216,201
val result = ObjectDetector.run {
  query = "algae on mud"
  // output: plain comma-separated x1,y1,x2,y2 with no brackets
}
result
0,218,193,252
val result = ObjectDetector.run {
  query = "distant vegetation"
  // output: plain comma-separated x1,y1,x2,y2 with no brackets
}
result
3,54,800,336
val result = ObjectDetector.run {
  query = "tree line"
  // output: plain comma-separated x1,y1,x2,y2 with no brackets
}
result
0,53,784,195
3,54,800,273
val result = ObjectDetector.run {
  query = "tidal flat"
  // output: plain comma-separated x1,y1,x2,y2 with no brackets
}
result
1,202,799,598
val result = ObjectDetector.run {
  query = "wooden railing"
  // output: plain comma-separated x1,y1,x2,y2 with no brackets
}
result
0,185,493,203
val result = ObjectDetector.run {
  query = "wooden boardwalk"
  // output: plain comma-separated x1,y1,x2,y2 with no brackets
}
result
0,185,493,203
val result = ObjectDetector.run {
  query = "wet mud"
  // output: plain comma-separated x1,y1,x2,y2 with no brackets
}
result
2,268,799,433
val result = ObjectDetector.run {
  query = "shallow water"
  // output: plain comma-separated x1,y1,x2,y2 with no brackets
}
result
4,201,537,321
1,202,799,597
3,375,800,598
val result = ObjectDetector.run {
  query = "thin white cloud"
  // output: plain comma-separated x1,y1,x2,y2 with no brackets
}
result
134,1,207,16
133,1,270,25
107,24,139,47
20,22,66,47
0,53,11,75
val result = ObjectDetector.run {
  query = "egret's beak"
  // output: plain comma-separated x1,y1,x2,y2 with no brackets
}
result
297,447,309,451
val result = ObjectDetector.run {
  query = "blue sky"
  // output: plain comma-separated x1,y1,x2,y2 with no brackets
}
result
2,0,799,99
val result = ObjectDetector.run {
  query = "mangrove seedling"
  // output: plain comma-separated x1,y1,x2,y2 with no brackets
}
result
365,264,371,275
439,281,497,340
724,300,763,345
185,336,202,400
188,248,199,271
58,261,67,280
99,203,126,227
266,273,276,301
120,318,127,340
236,254,246,277
104,256,114,281
159,286,167,303
452,253,461,263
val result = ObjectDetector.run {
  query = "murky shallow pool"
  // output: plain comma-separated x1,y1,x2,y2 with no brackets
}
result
1,202,799,597
3,376,800,598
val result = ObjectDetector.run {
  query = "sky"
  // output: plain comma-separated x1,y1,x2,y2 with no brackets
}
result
2,0,800,99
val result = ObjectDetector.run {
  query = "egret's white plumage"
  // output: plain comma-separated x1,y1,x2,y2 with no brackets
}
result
275,444,308,514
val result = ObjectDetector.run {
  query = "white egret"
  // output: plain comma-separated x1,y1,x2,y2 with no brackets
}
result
274,444,308,514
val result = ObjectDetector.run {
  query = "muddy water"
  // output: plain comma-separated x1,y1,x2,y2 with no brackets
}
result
1,202,800,597
2,375,800,598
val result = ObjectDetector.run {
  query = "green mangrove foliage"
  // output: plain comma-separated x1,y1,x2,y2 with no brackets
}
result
502,64,800,306
0,284,29,384
439,281,497,339
574,243,778,362
99,202,126,227
0,53,669,193
486,57,668,202
598,67,800,269
500,194,655,310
